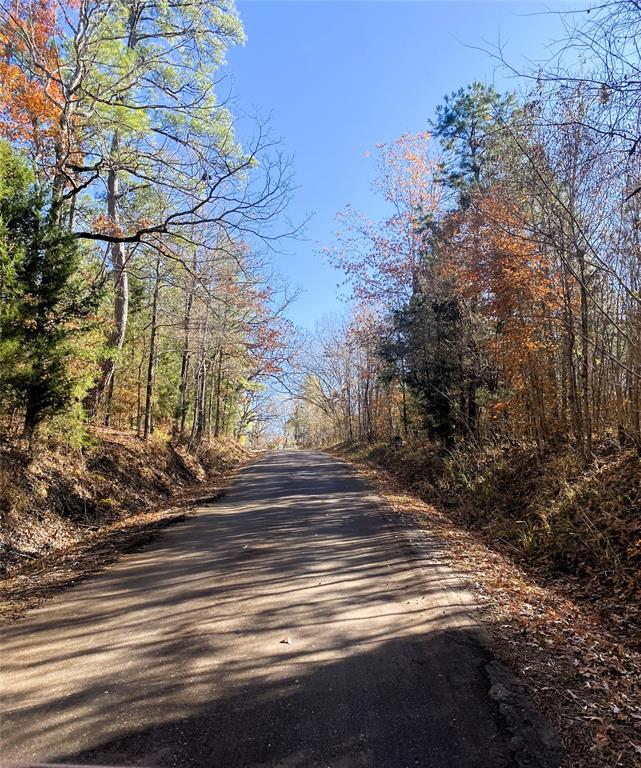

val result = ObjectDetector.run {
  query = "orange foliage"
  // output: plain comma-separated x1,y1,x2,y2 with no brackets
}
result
91,213,125,239
327,132,441,311
447,187,562,426
0,0,64,147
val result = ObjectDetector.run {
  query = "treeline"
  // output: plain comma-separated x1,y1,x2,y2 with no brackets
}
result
292,1,641,463
0,0,290,447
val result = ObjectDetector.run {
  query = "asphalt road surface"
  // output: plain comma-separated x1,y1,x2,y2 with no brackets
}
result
1,450,561,767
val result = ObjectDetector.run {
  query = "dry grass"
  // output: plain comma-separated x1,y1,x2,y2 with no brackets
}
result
333,444,641,768
336,441,641,631
0,429,254,620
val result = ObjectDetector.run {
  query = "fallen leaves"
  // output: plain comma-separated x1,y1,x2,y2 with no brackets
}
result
0,435,254,624
336,450,641,768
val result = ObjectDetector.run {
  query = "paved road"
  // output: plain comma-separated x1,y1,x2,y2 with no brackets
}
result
1,451,560,767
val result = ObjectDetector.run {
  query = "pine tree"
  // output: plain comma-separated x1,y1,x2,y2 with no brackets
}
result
0,142,99,440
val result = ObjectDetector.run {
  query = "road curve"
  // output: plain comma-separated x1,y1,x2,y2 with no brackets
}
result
1,450,560,767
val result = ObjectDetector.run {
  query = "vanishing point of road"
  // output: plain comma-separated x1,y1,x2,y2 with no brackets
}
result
1,451,560,767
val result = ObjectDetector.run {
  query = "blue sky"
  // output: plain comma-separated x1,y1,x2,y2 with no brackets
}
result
226,1,573,329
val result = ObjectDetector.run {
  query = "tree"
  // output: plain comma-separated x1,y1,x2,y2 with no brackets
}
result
0,0,63,158
326,132,440,311
0,141,99,439
431,81,517,206
1,0,291,417
534,1,641,198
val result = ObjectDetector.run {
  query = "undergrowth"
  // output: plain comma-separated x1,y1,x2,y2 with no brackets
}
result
0,428,250,574
335,440,641,619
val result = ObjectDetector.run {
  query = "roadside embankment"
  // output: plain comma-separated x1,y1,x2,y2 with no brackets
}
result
0,429,252,621
331,441,641,768
333,440,641,629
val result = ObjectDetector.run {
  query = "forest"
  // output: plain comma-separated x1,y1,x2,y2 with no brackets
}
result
0,0,294,448
2,1,640,465
293,68,641,460
284,4,641,611
1,2,641,766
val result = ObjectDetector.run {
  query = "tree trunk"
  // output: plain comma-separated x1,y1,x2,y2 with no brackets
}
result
399,356,409,437
177,285,194,435
577,248,593,461
143,257,161,440
214,347,224,438
84,131,129,419
84,9,142,419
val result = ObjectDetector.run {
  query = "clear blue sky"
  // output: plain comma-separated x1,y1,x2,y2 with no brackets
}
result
226,1,573,329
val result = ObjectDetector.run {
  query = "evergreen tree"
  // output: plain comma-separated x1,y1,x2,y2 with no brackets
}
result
431,81,517,206
0,142,99,440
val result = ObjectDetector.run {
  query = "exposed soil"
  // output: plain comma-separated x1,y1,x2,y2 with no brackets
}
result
0,429,254,623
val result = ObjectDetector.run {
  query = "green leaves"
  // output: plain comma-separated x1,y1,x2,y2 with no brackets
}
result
431,81,519,205
0,143,100,436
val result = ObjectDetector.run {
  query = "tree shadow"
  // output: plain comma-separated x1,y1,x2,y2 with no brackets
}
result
1,451,561,768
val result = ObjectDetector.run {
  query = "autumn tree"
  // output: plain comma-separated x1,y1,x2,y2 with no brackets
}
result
0,1,294,446
312,66,641,460
326,132,440,310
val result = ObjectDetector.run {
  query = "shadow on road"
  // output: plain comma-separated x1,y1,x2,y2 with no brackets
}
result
1,451,561,768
